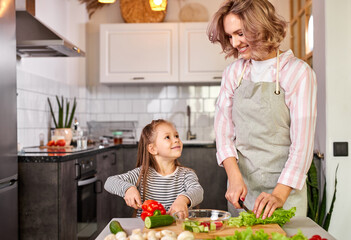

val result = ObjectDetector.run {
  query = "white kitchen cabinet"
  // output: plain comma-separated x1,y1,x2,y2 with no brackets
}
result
100,22,232,84
179,22,233,83
100,23,179,83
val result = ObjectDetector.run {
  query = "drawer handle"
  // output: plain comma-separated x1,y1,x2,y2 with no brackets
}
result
213,76,222,80
132,77,145,80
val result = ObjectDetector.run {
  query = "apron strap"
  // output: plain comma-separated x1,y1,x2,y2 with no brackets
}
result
237,50,281,96
275,49,280,95
237,61,249,86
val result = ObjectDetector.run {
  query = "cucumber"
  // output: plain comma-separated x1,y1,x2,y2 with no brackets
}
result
109,220,125,234
144,215,174,229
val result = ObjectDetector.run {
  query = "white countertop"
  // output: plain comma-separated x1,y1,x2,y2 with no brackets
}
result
95,216,336,240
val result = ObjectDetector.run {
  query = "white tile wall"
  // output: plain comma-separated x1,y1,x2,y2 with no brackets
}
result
17,71,220,147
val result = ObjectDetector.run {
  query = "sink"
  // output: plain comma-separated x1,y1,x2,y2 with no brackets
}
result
181,140,215,145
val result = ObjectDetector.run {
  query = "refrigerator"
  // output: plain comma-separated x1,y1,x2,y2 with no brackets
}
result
0,0,18,239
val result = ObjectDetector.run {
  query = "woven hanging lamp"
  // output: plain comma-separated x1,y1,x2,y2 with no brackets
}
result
149,0,167,11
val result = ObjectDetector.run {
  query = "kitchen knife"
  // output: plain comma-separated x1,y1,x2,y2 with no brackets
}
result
238,199,251,213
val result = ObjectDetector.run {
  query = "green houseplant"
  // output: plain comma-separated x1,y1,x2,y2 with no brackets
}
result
307,153,339,231
47,95,77,146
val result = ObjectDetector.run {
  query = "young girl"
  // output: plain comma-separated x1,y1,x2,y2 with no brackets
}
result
104,119,204,217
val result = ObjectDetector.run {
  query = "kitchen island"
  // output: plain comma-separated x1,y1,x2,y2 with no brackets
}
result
95,217,336,240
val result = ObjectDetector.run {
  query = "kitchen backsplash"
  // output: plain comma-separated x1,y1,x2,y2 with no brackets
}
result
17,70,220,148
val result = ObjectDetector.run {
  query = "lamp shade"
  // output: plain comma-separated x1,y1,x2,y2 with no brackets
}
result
98,0,116,3
149,0,167,11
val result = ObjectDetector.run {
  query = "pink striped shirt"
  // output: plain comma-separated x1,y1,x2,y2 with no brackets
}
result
214,50,317,190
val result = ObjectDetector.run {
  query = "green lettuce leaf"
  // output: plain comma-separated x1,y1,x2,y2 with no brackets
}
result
214,227,307,240
228,207,296,227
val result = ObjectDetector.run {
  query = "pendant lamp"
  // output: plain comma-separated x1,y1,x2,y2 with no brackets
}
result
149,0,167,11
98,0,116,3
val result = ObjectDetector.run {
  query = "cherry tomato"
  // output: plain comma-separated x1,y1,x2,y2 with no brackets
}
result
47,140,55,146
215,221,223,229
200,222,210,227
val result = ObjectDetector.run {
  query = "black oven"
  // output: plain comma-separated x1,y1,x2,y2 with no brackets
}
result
76,156,101,240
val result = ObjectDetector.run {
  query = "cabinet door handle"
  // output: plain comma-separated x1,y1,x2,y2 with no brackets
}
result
132,77,145,80
95,179,103,194
213,76,222,80
111,156,117,165
75,163,81,180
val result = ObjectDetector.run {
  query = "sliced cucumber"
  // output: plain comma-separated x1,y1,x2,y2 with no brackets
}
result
144,215,174,229
210,222,216,231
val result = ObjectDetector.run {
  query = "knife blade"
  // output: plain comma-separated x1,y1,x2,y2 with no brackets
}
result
238,199,251,213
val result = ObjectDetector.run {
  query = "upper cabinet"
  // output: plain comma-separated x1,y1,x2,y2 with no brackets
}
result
100,23,178,84
100,22,232,84
179,22,233,83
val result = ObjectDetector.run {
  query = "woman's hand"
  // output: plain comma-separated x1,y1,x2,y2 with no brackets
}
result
253,183,292,219
124,186,142,209
167,195,190,217
223,157,247,209
226,176,247,209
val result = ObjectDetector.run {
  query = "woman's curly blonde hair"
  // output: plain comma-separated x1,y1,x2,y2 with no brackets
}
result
207,0,287,60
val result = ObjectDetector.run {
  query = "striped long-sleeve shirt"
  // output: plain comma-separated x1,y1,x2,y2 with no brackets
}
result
104,166,204,216
215,49,317,190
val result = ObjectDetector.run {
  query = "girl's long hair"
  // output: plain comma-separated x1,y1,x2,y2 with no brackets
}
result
135,119,181,202
207,0,287,60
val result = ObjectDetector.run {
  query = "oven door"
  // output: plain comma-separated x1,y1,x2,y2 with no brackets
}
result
77,176,99,240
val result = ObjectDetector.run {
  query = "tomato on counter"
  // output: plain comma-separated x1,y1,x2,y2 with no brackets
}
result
309,234,327,240
47,140,56,146
56,139,66,147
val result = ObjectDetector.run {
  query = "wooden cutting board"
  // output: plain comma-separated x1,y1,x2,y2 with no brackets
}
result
144,223,286,238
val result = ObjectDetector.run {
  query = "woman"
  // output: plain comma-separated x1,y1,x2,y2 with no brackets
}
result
207,0,317,219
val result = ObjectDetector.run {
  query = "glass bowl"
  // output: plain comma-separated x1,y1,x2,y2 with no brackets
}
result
173,209,231,233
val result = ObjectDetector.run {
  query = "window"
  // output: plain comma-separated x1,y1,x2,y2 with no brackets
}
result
290,0,313,66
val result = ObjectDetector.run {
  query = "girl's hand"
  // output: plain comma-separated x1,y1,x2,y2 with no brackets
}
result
253,184,292,219
124,186,142,209
167,195,190,217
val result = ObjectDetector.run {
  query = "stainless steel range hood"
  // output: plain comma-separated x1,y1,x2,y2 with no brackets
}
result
16,10,85,58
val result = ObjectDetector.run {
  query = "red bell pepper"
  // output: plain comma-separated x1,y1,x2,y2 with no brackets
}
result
140,200,166,221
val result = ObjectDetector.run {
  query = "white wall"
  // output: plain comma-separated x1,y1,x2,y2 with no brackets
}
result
322,0,351,239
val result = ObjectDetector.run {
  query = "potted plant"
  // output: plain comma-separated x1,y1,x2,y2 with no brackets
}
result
47,95,77,146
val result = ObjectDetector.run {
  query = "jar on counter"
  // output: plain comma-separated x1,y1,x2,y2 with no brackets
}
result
113,131,123,145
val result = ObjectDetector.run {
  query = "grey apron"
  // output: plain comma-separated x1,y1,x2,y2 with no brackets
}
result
228,55,307,217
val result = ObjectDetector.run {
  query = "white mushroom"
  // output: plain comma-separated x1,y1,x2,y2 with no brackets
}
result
160,236,176,240
104,234,117,240
177,231,195,240
116,232,127,240
129,234,144,240
147,230,157,239
148,236,158,240
142,233,148,239
155,231,162,239
160,230,177,238
132,229,142,235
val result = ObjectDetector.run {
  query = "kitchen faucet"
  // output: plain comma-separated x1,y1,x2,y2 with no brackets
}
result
186,105,197,140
